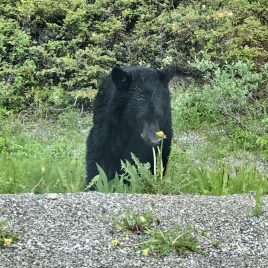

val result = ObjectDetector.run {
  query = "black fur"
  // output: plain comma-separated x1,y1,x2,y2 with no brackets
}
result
86,65,175,185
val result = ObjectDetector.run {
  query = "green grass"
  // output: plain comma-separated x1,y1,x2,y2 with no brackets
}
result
90,153,268,196
0,154,84,193
0,110,88,193
253,188,264,217
1,107,268,196
1,59,268,196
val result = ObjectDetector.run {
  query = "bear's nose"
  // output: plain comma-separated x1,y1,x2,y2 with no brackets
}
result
141,133,161,146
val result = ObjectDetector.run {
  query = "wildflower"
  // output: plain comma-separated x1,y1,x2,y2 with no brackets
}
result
142,248,150,256
112,239,120,247
41,166,45,173
3,238,12,246
155,131,166,139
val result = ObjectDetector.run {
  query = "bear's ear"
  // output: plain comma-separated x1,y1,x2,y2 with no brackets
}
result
111,65,131,90
158,64,176,85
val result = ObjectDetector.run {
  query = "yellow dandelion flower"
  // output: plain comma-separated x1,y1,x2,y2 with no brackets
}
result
142,248,150,256
112,239,120,247
155,131,166,139
3,238,12,246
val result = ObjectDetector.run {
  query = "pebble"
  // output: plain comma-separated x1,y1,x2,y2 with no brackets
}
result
0,192,267,267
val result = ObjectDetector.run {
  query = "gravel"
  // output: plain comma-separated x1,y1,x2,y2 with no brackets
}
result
0,192,267,268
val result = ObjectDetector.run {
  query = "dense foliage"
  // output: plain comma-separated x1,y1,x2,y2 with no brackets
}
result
0,0,267,112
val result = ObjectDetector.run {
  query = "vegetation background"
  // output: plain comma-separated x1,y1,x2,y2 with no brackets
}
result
0,0,267,195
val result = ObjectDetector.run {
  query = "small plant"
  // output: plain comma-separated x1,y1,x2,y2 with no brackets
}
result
87,152,161,194
0,220,19,248
141,225,203,256
85,164,130,193
112,211,156,233
111,211,210,257
152,132,166,184
111,239,120,247
253,188,264,217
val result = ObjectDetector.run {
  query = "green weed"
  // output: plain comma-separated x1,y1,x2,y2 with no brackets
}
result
111,211,209,257
173,60,268,131
112,211,156,234
141,225,203,256
253,188,264,217
0,220,19,248
185,165,268,196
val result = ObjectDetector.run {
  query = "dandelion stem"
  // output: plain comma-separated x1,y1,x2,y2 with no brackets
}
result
152,147,156,177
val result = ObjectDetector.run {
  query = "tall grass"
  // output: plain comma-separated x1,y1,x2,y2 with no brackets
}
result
0,111,88,193
0,154,84,193
1,111,268,195
89,149,268,196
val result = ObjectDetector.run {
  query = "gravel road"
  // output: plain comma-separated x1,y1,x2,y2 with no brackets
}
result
0,192,267,268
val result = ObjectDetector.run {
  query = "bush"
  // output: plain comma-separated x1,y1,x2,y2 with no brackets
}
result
0,0,267,112
173,59,268,127
172,58,268,155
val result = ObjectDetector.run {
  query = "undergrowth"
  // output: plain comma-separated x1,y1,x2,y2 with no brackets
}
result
0,59,267,196
0,111,88,193
89,153,268,196
111,211,214,256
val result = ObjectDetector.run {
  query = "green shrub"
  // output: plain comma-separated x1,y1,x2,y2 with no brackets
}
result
173,59,267,125
0,0,267,112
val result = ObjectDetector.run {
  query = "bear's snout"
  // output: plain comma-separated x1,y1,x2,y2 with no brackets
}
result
141,122,162,147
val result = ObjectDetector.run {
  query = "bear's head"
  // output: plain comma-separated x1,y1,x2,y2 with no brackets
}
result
111,65,175,146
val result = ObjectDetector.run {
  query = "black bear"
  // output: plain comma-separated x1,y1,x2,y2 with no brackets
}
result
85,65,175,185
